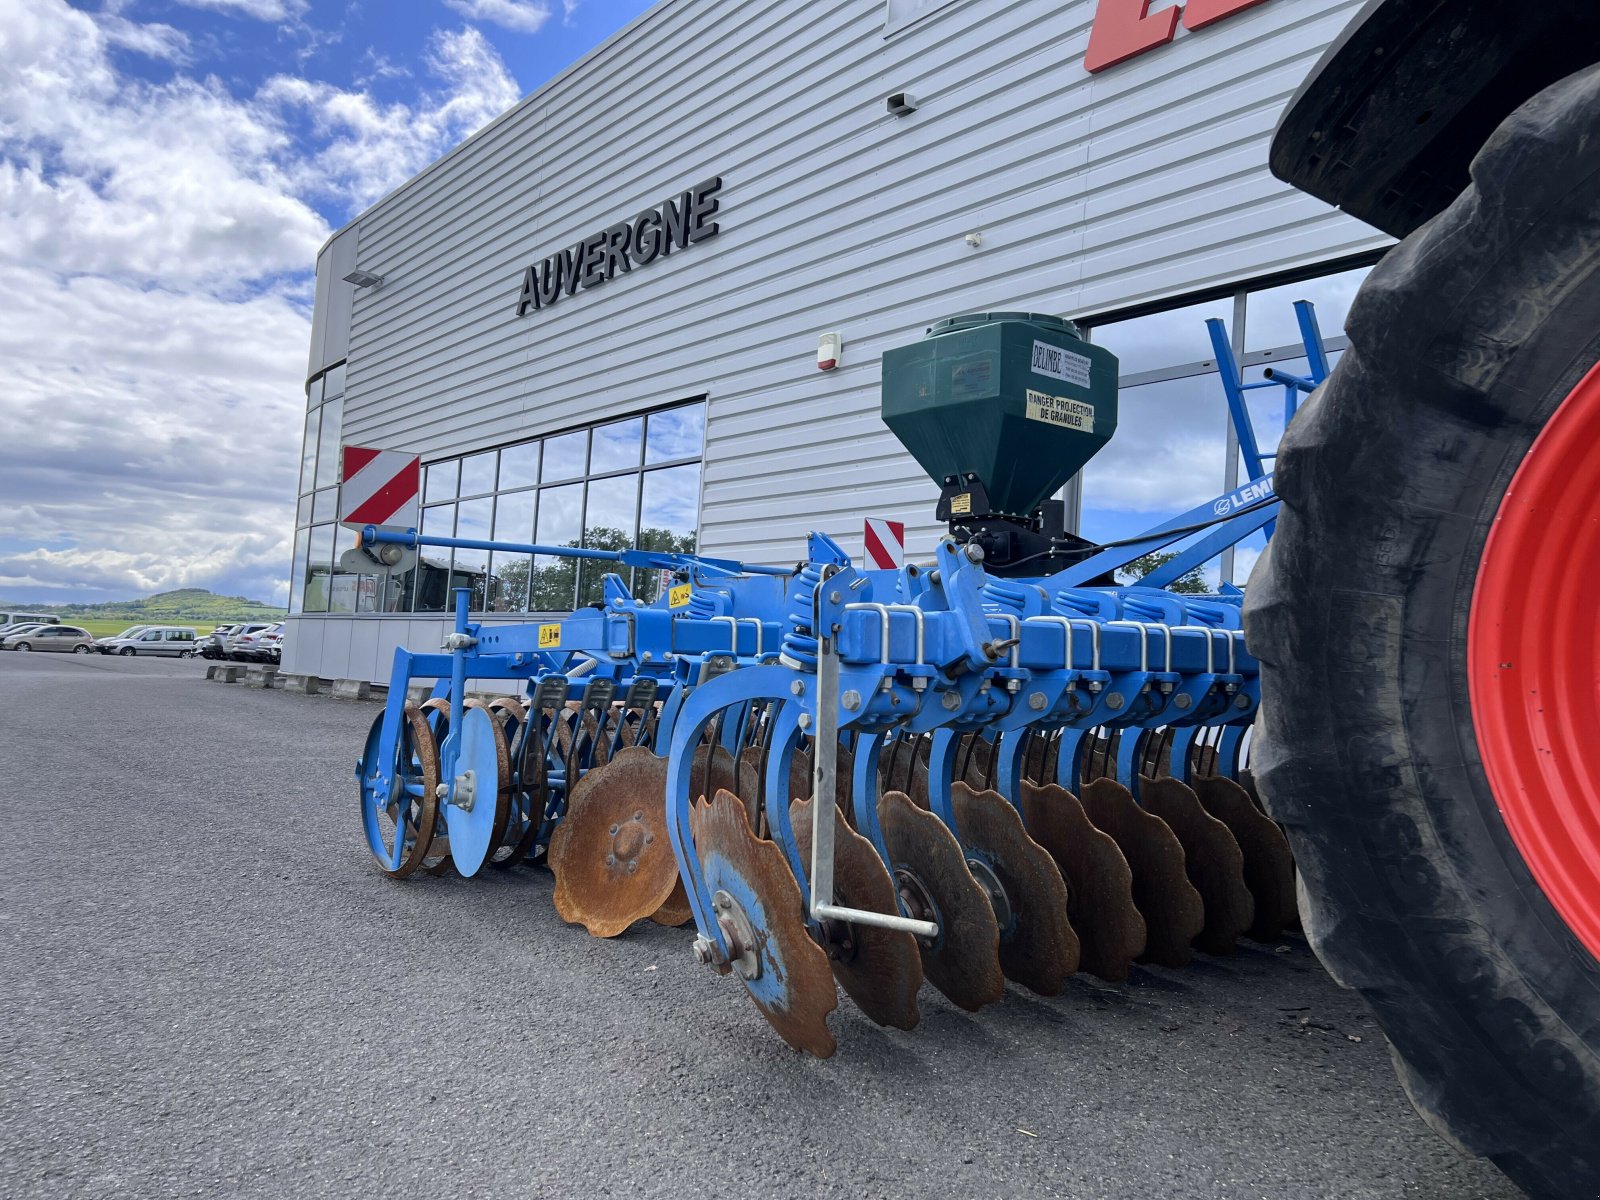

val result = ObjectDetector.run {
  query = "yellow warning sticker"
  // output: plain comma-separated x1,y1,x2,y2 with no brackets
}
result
950,492,972,516
538,623,561,648
1025,388,1096,433
668,583,692,609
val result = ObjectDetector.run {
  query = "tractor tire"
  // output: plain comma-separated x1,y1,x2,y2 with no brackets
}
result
1245,64,1600,1199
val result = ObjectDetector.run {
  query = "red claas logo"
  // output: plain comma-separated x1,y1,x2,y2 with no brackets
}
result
1085,0,1272,72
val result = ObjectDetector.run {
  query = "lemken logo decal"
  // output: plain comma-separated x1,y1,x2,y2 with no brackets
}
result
515,177,723,317
1212,475,1276,517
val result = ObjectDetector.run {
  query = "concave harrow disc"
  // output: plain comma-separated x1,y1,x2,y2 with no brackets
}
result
790,795,923,1031
446,702,512,878
950,784,1079,995
692,788,839,1057
1019,781,1147,982
1138,776,1254,956
1078,778,1204,969
548,747,680,937
357,702,440,878
1190,774,1298,942
649,879,694,927
877,790,1004,1012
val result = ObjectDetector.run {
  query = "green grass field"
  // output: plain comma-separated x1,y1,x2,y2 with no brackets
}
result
56,619,239,639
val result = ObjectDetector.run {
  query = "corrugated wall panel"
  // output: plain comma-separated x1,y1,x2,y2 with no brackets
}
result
331,0,1383,579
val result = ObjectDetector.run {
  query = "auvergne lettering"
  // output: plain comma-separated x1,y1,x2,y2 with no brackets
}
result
513,176,723,316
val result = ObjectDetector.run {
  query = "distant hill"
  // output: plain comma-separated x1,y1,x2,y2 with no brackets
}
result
2,588,286,624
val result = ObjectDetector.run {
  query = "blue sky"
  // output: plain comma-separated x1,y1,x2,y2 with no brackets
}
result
0,0,653,605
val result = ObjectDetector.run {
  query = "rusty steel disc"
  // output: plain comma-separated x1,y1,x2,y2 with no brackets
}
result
548,747,678,938
1138,776,1254,956
692,788,839,1057
950,784,1078,995
1237,767,1266,814
413,700,455,875
736,747,767,836
1078,778,1204,968
649,878,694,927
958,734,995,791
1191,774,1297,942
691,743,738,804
1019,781,1147,983
877,790,1004,1012
790,795,923,1031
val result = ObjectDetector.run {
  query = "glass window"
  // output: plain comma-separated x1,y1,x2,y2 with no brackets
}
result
296,493,312,528
458,450,497,498
312,487,338,526
1244,266,1369,353
578,474,639,607
498,441,539,491
322,362,347,400
424,460,458,505
304,524,334,613
637,464,699,602
645,403,705,464
288,527,309,615
589,416,643,475
328,526,358,614
452,497,493,610
541,429,589,483
314,392,343,489
414,504,455,613
490,489,537,612
307,375,324,407
1088,296,1238,379
299,408,320,496
530,482,583,611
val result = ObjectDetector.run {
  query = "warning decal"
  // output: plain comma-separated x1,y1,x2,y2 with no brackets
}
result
1025,389,1096,433
1030,340,1094,388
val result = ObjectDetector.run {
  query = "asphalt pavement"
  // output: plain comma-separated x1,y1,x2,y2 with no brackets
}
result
1,651,1523,1199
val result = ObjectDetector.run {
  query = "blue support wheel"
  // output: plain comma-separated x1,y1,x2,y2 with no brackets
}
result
357,703,441,879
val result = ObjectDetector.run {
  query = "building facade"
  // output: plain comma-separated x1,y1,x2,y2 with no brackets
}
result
285,0,1389,685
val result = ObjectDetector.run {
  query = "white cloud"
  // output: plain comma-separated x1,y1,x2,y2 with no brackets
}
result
170,0,310,20
0,2,521,604
263,27,520,206
444,0,553,34
93,14,193,63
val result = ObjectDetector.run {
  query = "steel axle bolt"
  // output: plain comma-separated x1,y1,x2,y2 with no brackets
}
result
790,680,806,696
1029,692,1048,711
942,692,961,710
843,690,861,711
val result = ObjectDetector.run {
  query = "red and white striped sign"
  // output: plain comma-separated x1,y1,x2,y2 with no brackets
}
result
340,445,420,529
863,518,906,570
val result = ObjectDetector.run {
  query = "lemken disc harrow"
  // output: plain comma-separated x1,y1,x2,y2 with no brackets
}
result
351,307,1331,1056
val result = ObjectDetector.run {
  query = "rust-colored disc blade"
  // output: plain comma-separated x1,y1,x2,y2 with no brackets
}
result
950,784,1078,996
1191,775,1297,942
1138,776,1254,956
548,747,678,938
649,878,694,927
958,734,994,791
877,790,1004,1012
1237,767,1267,814
691,744,738,803
1079,778,1204,968
1019,781,1146,983
692,789,838,1057
790,795,923,1031
736,747,766,837
907,752,932,811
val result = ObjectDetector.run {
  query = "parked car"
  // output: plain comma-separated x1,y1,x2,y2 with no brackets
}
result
92,625,152,652
196,625,236,660
225,623,275,660
2,625,94,653
0,621,52,641
0,611,59,628
96,626,199,657
234,623,284,663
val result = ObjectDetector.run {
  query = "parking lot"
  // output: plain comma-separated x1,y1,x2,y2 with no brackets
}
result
2,652,1521,1199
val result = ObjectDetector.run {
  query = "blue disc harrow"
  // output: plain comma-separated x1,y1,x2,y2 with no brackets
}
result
352,306,1329,1056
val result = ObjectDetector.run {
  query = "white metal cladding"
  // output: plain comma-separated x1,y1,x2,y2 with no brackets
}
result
332,0,1385,575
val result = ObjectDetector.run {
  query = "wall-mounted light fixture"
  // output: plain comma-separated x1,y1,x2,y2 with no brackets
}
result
343,268,385,289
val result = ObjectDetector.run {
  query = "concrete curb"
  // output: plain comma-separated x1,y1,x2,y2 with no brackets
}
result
279,674,325,695
331,678,372,700
206,665,244,683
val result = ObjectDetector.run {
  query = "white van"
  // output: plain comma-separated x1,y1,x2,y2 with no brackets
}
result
0,612,59,627
97,626,199,657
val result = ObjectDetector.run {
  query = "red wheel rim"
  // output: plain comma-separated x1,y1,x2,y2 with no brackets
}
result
1469,359,1600,960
